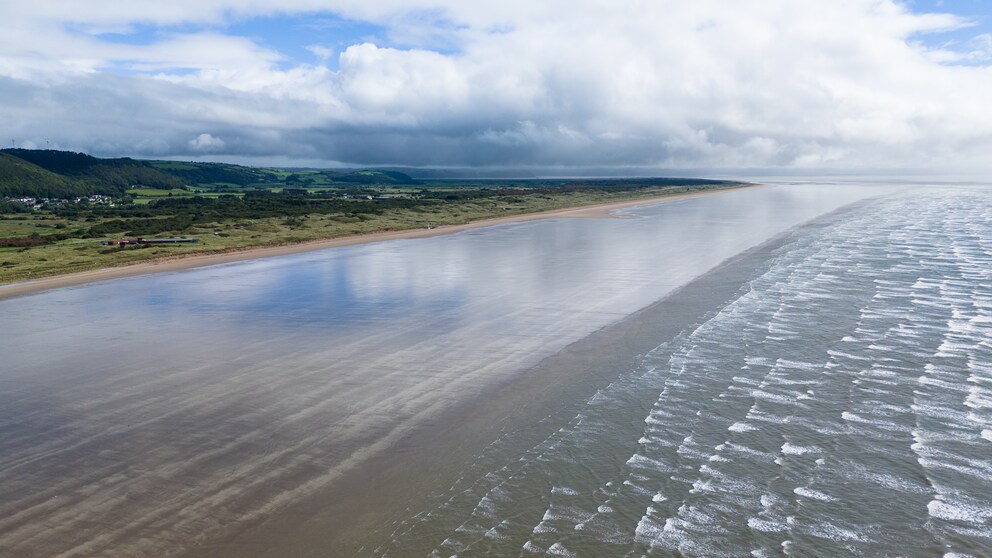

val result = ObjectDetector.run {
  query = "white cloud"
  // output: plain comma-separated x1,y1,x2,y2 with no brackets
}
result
1,0,991,172
965,33,992,61
188,133,226,152
307,44,335,61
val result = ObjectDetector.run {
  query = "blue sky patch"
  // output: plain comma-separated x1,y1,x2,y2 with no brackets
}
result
92,13,392,71
913,0,992,64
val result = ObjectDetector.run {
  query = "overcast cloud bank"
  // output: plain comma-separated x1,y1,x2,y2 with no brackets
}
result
1,1,990,172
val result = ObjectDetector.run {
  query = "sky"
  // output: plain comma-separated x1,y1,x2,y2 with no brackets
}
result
1,0,991,173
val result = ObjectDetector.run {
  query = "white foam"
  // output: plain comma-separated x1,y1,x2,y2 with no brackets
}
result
918,457,992,483
748,517,788,532
965,385,992,410
760,493,783,508
622,479,655,496
625,453,674,473
733,375,762,386
644,413,668,425
793,487,838,502
549,485,579,497
729,422,758,432
633,514,664,542
751,389,797,405
484,522,510,541
547,542,576,556
841,462,930,494
722,442,777,461
911,403,971,423
776,359,821,371
532,520,556,534
781,443,820,456
827,349,869,361
803,521,867,542
842,411,869,423
928,498,992,524
842,411,904,431
522,540,543,553
474,495,498,519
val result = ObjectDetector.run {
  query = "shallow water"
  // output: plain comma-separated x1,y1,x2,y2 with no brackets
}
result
371,186,992,557
0,183,952,557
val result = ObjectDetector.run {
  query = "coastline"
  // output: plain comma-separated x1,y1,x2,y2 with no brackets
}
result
0,186,754,300
192,196,869,557
0,186,883,557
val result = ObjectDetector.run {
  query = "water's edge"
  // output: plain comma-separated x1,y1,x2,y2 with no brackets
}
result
187,197,883,557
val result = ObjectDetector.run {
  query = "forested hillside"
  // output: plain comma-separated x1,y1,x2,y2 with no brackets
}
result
0,153,96,198
1,149,185,193
1,149,422,197
148,161,279,186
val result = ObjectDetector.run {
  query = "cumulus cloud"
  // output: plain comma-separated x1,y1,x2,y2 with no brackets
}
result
1,0,991,172
188,133,226,152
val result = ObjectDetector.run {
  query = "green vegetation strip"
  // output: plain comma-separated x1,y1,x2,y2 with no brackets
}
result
0,182,746,284
0,147,748,284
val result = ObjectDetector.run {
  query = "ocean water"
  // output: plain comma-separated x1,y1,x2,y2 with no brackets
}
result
370,187,992,557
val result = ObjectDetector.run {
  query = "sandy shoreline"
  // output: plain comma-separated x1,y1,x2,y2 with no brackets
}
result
0,186,752,300
0,185,885,558
189,200,815,557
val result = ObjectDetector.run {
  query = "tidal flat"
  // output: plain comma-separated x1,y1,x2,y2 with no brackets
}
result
0,184,887,556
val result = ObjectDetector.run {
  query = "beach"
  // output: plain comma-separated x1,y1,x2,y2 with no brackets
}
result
202,211,809,557
0,184,889,557
361,185,992,557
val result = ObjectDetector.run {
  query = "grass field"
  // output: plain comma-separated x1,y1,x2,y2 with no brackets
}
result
128,188,193,196
0,184,743,284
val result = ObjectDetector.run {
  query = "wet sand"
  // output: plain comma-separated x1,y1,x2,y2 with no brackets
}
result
0,184,883,557
0,187,752,301
200,211,817,557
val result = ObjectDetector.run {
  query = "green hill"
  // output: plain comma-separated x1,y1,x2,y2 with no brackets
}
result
1,149,102,175
1,149,185,192
0,153,96,198
149,160,279,186
324,169,414,184
148,161,415,187
0,149,417,199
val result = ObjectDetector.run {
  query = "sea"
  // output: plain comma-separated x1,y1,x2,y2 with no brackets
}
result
0,183,989,557
369,185,992,557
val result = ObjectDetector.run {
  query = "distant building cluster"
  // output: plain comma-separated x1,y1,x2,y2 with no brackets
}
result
7,195,118,209
344,194,395,200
